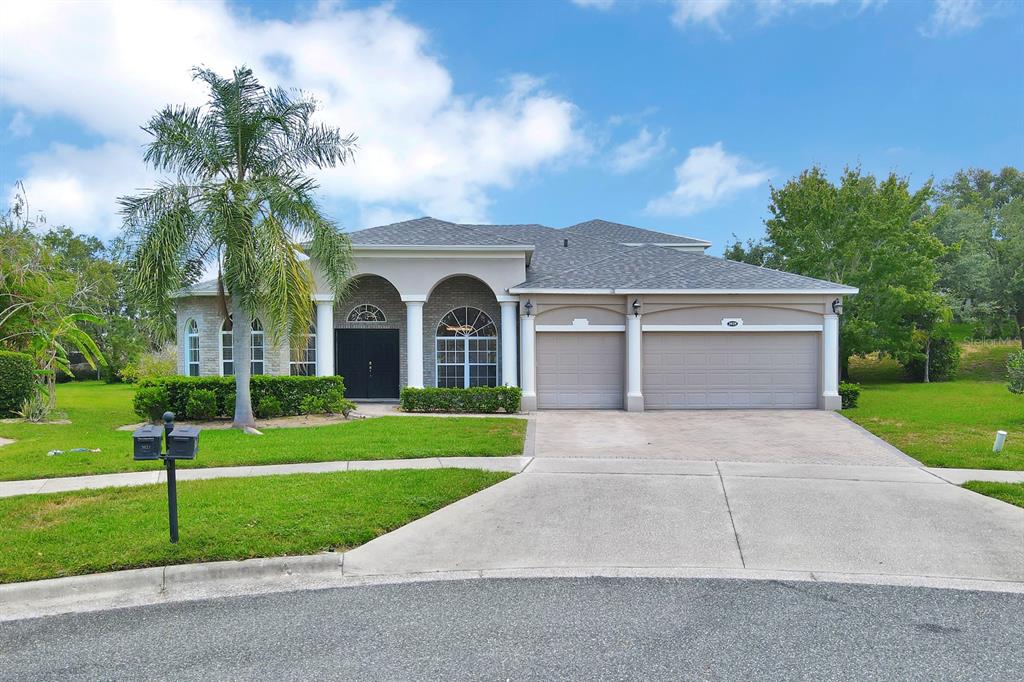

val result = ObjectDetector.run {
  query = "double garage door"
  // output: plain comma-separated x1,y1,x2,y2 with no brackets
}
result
536,331,819,410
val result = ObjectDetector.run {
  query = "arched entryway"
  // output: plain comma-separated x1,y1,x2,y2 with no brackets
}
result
423,275,502,388
333,274,404,399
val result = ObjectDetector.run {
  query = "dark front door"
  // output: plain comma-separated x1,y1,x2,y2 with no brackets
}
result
335,329,400,399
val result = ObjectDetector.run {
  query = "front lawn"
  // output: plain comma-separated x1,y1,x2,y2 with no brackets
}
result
844,342,1023,471
962,481,1024,510
0,468,511,583
0,382,527,481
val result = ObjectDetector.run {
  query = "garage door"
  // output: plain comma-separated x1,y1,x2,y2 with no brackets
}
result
537,332,624,409
643,332,819,409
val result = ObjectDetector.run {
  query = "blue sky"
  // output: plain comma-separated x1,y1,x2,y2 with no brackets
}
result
1,0,1021,254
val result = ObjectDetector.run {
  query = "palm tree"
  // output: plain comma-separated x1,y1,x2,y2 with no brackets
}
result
120,66,355,427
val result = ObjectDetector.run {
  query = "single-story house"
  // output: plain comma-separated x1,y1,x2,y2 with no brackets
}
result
173,217,856,411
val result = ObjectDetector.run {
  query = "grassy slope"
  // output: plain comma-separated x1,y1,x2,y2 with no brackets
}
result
0,382,526,481
962,481,1024,510
845,342,1023,470
0,468,511,583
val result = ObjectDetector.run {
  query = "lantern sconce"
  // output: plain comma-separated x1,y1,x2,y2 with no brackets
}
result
632,298,641,317
524,300,534,317
832,298,843,315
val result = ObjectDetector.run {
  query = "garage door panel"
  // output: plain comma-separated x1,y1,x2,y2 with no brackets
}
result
643,332,819,409
537,332,624,409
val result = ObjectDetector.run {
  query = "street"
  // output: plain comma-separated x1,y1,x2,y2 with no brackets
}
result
3,577,1022,681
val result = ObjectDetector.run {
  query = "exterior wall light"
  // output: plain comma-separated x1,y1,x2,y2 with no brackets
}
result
524,300,533,316
832,298,843,315
632,298,641,317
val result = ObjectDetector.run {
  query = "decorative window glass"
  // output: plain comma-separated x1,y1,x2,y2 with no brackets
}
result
435,307,498,388
185,319,200,377
347,304,386,322
250,318,265,375
221,318,234,376
290,322,317,376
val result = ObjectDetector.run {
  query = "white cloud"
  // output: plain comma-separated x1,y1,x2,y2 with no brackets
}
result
610,127,669,173
0,1,583,234
7,111,32,137
571,0,616,9
920,0,985,37
646,142,770,216
670,0,734,30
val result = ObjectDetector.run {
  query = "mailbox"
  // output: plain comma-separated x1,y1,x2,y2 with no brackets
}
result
133,424,164,461
166,425,199,460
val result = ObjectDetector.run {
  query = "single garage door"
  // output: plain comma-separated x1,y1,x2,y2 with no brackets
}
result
643,332,819,409
537,332,624,409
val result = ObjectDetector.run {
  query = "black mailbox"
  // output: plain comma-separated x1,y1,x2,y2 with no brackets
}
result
166,425,199,460
132,424,164,461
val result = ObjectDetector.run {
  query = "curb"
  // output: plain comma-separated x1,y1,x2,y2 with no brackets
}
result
5,553,1024,622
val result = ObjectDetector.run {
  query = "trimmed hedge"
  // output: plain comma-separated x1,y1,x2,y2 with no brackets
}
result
0,351,35,417
839,381,861,410
400,386,522,413
135,375,348,421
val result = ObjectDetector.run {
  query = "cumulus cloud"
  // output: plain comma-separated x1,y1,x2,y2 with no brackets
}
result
610,127,669,174
7,111,32,138
670,0,734,29
919,0,985,37
570,0,617,9
646,142,770,216
0,1,583,235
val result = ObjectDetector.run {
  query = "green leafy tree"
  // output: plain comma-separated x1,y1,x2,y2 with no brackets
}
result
762,166,947,378
120,66,356,428
723,235,782,269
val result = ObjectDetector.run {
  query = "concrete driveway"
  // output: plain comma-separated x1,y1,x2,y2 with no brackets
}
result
532,410,915,465
344,411,1024,585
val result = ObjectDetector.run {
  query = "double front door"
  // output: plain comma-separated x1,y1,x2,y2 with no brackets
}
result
335,329,400,399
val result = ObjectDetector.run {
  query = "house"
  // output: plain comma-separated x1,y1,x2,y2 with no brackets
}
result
172,218,856,411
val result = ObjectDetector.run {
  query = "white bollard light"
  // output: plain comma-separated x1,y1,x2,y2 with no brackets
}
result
993,431,1008,453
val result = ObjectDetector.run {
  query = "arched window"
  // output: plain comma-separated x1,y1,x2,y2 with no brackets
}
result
250,318,265,375
290,322,317,376
347,304,386,322
185,319,200,376
435,307,497,388
220,318,234,376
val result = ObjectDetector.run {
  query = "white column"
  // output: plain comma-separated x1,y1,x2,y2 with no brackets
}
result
520,313,536,411
315,299,335,377
626,313,644,412
405,300,425,388
822,313,840,410
499,300,518,387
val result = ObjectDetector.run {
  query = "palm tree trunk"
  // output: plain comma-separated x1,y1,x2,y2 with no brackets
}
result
231,298,256,428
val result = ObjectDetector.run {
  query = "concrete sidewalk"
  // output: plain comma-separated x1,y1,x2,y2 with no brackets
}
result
0,456,532,498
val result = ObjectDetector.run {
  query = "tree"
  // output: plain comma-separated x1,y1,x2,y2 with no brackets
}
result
761,166,947,378
722,235,781,269
120,66,356,428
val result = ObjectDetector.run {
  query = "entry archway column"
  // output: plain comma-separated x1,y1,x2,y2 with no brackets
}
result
403,295,426,388
498,298,518,387
314,296,335,377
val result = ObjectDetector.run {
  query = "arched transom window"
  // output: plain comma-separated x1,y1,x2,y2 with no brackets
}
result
219,316,264,376
347,304,386,322
185,318,200,376
435,307,497,388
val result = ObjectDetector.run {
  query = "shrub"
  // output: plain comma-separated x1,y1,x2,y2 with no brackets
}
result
119,345,177,384
137,375,349,418
185,389,218,420
300,390,355,416
134,385,170,422
256,396,283,419
0,350,35,417
17,389,50,422
1008,350,1024,396
839,382,861,410
400,386,522,413
903,335,961,382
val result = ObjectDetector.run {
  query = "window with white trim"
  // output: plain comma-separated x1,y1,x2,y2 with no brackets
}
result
250,318,265,375
290,322,317,376
347,304,386,322
220,318,234,376
435,307,497,388
185,318,200,376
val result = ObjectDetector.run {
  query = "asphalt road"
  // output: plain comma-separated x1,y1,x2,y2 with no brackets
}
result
2,578,1023,681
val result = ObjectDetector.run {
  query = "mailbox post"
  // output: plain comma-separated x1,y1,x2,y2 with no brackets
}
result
132,411,199,543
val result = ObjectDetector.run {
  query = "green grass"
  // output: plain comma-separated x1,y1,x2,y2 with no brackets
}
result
962,481,1024,509
0,468,511,583
845,341,1024,470
0,382,527,481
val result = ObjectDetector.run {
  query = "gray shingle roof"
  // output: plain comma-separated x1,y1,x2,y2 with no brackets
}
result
347,217,529,247
564,219,709,246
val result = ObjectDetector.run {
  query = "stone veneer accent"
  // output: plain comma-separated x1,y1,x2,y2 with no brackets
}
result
422,275,501,388
333,275,407,388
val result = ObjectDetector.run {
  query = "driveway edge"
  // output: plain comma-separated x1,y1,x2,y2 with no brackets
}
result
5,555,1024,622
